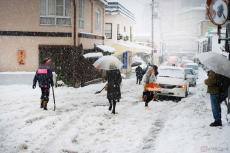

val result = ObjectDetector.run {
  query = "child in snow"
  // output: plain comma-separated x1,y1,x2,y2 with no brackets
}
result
33,57,54,110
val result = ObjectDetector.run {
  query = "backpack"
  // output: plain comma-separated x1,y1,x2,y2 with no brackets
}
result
216,74,230,93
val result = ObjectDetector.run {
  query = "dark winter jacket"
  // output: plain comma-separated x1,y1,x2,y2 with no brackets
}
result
135,66,143,78
33,65,54,88
106,69,122,101
204,71,220,94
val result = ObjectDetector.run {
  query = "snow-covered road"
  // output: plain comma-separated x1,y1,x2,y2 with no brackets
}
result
0,69,230,153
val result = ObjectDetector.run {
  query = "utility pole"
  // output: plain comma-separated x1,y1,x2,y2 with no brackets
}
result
73,0,76,46
151,0,154,64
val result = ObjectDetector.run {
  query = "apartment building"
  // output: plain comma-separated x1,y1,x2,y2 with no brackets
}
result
0,0,107,71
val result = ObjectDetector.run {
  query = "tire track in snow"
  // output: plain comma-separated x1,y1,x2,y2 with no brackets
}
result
137,103,177,153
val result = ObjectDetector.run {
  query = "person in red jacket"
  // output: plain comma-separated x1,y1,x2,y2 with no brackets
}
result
33,58,54,110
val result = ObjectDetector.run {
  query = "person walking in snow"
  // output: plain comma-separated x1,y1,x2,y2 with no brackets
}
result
106,64,122,114
135,65,143,84
205,70,230,127
33,57,54,110
143,65,158,107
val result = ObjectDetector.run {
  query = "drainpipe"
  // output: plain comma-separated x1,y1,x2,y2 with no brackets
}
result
91,0,94,33
73,0,76,46
102,6,105,45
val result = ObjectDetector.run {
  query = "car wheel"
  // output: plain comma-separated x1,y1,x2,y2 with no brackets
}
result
185,90,189,97
175,97,182,102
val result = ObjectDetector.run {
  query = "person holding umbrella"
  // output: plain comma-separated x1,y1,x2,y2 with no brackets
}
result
205,70,230,127
93,56,123,114
197,52,230,126
33,57,54,110
106,64,122,114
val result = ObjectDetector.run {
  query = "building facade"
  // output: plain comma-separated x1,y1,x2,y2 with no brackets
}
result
0,0,107,71
159,0,206,57
104,1,135,73
104,2,135,45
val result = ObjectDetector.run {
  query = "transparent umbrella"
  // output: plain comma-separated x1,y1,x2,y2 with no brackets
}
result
93,55,123,70
197,52,230,78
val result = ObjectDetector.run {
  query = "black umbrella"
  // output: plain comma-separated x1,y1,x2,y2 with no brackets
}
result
131,62,142,67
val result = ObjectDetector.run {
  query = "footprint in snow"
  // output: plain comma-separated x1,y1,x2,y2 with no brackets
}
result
62,149,78,153
25,116,44,124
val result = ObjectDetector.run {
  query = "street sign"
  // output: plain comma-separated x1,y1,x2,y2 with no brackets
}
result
122,51,128,69
206,0,229,26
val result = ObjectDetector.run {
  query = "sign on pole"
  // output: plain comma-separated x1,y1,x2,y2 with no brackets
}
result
122,51,128,69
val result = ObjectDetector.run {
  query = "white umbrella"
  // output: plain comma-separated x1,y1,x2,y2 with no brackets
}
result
197,52,230,78
93,55,123,70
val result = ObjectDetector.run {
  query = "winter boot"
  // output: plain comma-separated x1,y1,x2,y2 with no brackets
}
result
108,100,112,111
43,101,48,110
109,104,112,111
145,102,148,107
112,100,116,114
40,100,44,108
210,121,222,127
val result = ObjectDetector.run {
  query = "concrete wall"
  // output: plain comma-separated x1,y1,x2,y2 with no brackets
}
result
0,0,72,33
78,0,104,48
0,0,105,71
0,37,71,71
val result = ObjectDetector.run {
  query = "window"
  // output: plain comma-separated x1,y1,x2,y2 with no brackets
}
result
40,0,71,26
105,23,112,39
117,24,122,40
79,0,84,29
95,8,102,31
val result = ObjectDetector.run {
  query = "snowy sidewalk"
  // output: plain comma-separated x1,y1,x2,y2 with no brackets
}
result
0,71,230,153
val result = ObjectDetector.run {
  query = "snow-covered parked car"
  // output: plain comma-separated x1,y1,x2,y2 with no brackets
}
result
185,68,197,87
155,66,189,98
184,63,199,78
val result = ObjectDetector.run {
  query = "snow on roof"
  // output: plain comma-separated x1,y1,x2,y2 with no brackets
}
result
159,66,184,70
83,52,103,58
197,37,208,42
79,32,104,37
96,44,115,53
185,63,198,66
116,42,152,54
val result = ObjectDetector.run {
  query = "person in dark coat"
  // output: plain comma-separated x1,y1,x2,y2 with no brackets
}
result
135,66,143,84
33,57,54,110
106,64,122,114
204,70,229,127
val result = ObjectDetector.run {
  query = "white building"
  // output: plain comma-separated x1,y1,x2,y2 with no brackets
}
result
159,0,206,58
104,1,135,45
